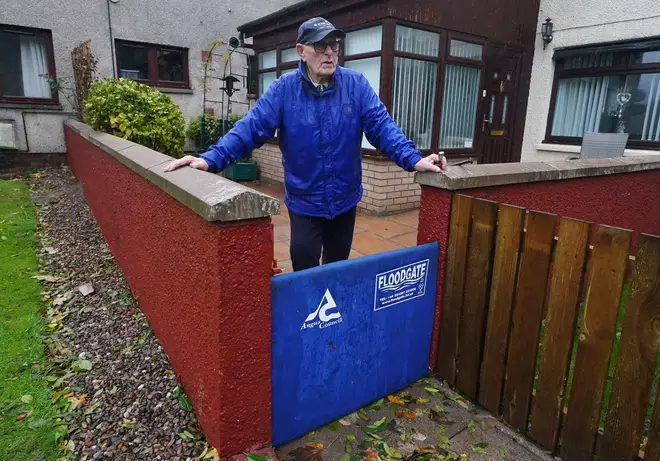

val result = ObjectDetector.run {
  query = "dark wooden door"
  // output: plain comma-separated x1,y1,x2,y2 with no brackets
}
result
479,46,522,164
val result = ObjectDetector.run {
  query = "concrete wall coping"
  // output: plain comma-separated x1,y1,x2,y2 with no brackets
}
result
65,119,280,222
415,156,660,191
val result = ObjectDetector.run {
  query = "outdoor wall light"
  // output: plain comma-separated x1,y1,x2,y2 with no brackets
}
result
541,18,553,50
229,37,240,49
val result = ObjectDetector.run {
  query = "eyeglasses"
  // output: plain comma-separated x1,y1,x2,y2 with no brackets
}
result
308,40,341,54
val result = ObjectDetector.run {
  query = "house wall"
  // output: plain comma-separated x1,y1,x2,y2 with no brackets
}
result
0,0,299,156
253,144,420,215
521,0,660,162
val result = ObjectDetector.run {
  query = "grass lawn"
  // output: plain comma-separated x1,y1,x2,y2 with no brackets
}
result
0,179,58,460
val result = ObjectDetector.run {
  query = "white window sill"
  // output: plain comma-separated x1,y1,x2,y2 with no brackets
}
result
537,143,660,157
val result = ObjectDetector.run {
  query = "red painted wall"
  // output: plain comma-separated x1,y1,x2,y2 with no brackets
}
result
416,187,452,374
65,127,274,457
462,170,660,247
417,169,660,375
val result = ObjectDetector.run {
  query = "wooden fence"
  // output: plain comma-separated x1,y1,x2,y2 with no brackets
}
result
436,194,660,461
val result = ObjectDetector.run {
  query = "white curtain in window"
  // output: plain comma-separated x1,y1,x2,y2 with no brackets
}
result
258,50,276,70
450,40,483,61
344,26,382,56
439,65,481,149
641,73,660,141
281,47,298,63
395,26,439,57
259,72,276,96
392,57,437,150
551,76,609,137
344,57,381,148
20,35,50,98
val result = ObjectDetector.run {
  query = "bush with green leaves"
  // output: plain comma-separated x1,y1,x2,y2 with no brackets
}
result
186,113,245,152
84,78,185,157
185,114,219,148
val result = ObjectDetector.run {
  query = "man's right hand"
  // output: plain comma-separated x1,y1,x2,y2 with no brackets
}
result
164,155,210,172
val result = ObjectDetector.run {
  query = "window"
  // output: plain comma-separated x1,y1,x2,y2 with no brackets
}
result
255,48,297,96
392,26,440,150
343,25,383,149
116,40,189,88
439,39,483,149
0,25,55,103
281,47,299,64
547,39,660,148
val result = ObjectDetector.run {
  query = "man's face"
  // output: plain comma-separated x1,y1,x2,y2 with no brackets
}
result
296,35,341,78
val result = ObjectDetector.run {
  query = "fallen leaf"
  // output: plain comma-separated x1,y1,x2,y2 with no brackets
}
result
43,246,58,254
416,398,429,404
425,387,441,396
32,275,62,282
499,446,508,458
471,442,488,455
53,291,74,306
78,282,94,296
411,431,427,442
75,359,93,371
21,395,33,404
362,417,387,434
16,413,28,421
289,442,324,461
204,447,220,461
245,454,267,461
481,421,488,432
357,409,370,421
468,420,477,433
429,408,455,425
178,395,193,411
326,420,340,431
387,395,406,406
405,411,417,420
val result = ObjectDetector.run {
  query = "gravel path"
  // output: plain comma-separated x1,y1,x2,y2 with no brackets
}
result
30,166,209,461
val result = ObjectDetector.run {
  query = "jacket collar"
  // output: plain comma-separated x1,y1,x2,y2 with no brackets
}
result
298,60,340,95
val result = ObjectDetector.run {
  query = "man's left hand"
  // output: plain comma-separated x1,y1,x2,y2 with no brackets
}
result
414,153,447,173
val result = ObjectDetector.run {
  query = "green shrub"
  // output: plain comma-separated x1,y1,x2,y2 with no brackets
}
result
84,78,185,158
185,113,244,152
185,114,219,148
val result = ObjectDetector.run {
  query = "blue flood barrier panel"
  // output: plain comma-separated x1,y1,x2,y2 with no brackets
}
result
271,242,438,445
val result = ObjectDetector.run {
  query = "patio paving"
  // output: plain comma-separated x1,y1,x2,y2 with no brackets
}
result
243,181,420,274
273,378,555,461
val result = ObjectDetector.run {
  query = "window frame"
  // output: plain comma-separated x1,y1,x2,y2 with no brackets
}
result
341,22,385,151
252,19,488,158
0,24,58,105
115,39,190,89
544,39,660,150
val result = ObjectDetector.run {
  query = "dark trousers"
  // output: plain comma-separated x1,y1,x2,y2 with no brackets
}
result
289,207,357,272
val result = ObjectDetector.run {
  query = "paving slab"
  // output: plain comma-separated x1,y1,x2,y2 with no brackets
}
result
275,379,556,460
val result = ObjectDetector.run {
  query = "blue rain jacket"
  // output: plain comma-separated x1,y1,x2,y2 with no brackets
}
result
200,61,422,219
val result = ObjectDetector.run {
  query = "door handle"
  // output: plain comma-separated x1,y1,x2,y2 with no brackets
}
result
482,115,491,132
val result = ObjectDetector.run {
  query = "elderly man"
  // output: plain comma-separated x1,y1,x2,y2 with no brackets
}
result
166,17,447,271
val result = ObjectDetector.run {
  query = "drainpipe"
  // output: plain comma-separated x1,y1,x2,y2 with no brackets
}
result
107,0,117,77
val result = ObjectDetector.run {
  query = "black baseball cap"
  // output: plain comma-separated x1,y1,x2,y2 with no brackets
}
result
296,17,346,44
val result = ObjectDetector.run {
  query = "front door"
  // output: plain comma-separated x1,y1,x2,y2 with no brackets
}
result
479,46,522,164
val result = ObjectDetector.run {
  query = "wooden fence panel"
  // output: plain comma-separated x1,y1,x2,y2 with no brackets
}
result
456,199,498,399
560,226,631,461
502,211,556,432
529,218,590,451
600,234,660,461
436,194,472,384
478,204,525,414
